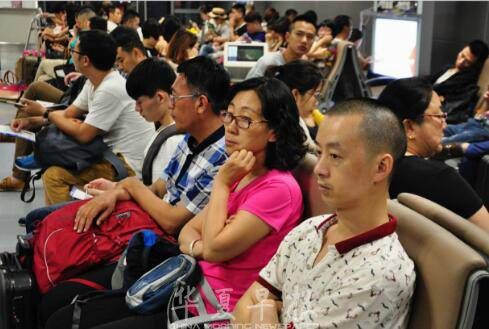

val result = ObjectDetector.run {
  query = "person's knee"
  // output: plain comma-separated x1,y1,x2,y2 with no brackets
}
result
42,166,71,186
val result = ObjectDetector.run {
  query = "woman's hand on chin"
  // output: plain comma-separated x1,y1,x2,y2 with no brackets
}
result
215,149,256,188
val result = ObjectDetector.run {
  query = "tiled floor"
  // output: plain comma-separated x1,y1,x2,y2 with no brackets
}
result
0,102,45,251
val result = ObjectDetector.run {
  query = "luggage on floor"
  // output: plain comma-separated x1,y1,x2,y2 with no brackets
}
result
0,252,38,329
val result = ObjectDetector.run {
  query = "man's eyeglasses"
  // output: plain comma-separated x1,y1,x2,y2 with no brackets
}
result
169,93,200,107
69,48,84,56
219,111,268,129
423,113,448,121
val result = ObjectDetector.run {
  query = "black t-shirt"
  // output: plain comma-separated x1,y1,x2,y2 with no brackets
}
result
390,155,483,219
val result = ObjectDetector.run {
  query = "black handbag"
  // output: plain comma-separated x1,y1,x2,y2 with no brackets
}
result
20,124,128,203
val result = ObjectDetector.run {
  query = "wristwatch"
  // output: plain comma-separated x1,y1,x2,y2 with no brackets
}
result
42,109,51,120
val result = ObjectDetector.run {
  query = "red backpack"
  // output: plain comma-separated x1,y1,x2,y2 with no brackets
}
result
32,200,165,294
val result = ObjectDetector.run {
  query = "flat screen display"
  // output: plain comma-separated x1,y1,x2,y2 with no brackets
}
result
227,45,264,62
372,18,419,78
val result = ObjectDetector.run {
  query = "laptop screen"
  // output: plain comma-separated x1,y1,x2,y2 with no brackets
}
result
227,45,265,62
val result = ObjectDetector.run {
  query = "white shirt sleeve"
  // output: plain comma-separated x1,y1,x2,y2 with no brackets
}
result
72,79,90,111
151,134,184,183
83,90,124,132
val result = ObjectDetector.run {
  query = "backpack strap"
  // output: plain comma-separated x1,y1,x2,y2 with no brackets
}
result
102,151,128,182
71,289,125,329
64,278,106,291
141,124,180,185
20,170,43,203
167,276,233,329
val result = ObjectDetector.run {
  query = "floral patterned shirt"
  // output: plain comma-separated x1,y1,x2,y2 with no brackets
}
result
258,214,416,329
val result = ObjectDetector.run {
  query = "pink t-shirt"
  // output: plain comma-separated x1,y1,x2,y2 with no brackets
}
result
198,169,303,313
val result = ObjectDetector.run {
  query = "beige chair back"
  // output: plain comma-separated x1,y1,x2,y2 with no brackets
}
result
397,193,489,257
388,200,486,329
475,58,489,109
292,153,331,220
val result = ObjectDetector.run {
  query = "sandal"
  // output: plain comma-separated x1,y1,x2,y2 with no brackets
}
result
0,176,26,192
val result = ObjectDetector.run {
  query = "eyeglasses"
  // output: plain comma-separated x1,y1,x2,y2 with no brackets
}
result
423,113,448,121
169,93,200,107
306,90,322,101
69,48,84,56
219,111,268,129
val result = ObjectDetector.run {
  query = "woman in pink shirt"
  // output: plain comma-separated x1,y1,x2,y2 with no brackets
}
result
179,76,307,313
45,77,307,329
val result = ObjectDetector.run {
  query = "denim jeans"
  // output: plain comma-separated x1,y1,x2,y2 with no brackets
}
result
442,118,489,144
23,201,73,233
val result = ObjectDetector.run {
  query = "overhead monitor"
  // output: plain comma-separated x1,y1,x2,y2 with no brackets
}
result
372,17,420,78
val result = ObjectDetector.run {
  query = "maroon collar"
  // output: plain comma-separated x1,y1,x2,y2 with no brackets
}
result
315,214,397,254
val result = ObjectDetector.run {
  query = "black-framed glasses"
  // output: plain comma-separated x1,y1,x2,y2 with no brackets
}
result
219,111,268,129
169,93,200,107
69,48,84,56
423,113,448,121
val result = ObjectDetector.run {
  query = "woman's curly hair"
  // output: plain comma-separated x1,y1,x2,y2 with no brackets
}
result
228,77,307,171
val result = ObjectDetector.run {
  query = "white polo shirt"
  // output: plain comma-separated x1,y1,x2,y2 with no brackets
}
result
258,214,415,329
73,70,154,177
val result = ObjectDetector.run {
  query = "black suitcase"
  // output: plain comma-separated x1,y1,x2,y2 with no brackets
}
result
0,252,38,329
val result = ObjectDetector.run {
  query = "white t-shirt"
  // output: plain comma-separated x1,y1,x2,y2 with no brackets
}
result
73,70,154,177
246,51,286,79
435,68,457,85
143,124,184,183
259,214,415,329
107,20,118,33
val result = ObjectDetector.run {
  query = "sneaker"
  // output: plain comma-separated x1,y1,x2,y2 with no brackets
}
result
14,154,42,172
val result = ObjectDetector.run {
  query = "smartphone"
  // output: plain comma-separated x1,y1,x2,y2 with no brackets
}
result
69,186,93,200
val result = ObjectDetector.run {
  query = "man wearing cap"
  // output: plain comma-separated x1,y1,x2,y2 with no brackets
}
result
200,7,231,56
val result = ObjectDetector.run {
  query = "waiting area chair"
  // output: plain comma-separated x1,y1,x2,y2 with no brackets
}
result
292,152,331,219
388,199,489,329
317,40,371,111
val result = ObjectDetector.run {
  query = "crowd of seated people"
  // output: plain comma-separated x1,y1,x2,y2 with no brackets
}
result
3,2,489,329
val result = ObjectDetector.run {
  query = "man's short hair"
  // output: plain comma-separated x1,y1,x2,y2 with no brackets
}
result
349,28,363,42
290,12,317,31
333,15,351,33
263,7,279,24
231,3,246,16
141,18,160,40
78,30,116,71
244,11,262,24
110,26,146,54
177,56,230,115
126,58,176,99
76,6,96,20
285,9,298,17
122,9,140,24
325,98,407,178
468,39,489,71
267,16,290,36
105,3,118,15
160,15,182,43
89,16,107,32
